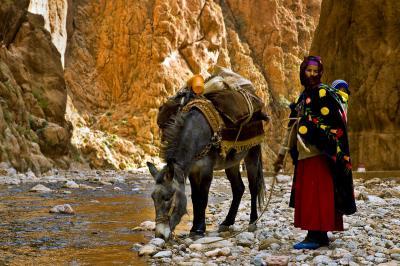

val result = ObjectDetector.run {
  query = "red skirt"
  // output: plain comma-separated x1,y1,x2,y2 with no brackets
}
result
293,155,343,231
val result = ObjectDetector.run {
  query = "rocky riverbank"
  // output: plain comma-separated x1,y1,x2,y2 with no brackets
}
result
139,175,400,266
0,162,399,265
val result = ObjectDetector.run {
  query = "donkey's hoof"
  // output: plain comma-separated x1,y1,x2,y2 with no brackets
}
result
218,224,230,232
189,230,205,240
247,223,257,232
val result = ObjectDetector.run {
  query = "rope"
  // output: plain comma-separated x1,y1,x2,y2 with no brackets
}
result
171,121,297,246
188,144,294,246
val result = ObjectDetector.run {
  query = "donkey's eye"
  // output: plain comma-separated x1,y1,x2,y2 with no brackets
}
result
163,196,170,202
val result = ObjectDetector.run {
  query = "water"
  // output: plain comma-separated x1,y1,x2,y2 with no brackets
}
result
0,179,157,265
0,171,232,265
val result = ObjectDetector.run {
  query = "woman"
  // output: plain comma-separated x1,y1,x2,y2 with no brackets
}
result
274,56,356,249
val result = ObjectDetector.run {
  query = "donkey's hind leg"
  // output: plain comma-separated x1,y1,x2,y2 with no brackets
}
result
218,164,245,232
244,145,264,232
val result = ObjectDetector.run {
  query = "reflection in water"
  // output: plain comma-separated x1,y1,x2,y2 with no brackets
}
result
0,181,159,265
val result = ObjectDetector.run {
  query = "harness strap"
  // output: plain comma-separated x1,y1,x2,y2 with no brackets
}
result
181,98,224,134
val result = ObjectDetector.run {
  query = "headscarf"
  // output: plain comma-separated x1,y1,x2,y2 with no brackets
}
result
300,56,324,87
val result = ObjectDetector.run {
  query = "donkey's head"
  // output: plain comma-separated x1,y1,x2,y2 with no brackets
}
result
146,162,187,240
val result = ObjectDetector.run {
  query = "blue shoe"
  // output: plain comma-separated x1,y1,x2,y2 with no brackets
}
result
293,241,320,250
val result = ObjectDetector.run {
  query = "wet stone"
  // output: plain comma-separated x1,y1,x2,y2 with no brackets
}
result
149,238,165,247
139,244,157,256
132,220,156,231
49,204,75,214
30,184,52,193
131,243,143,251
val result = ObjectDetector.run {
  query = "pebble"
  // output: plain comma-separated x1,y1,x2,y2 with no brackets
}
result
132,220,155,231
390,253,400,260
131,243,143,251
49,204,75,214
153,250,172,258
149,238,165,247
192,237,234,249
313,255,332,264
189,243,204,251
30,184,52,192
367,195,387,205
264,255,289,265
258,237,280,250
63,180,79,189
378,262,400,266
79,184,96,190
204,247,231,257
375,257,387,263
139,244,157,256
296,254,309,261
276,174,291,183
235,232,254,247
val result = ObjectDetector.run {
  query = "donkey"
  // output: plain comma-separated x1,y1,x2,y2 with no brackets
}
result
147,108,265,240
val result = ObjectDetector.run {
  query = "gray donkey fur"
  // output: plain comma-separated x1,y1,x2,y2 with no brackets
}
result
147,108,265,240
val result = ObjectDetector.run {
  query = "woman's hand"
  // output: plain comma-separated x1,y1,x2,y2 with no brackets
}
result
273,154,285,173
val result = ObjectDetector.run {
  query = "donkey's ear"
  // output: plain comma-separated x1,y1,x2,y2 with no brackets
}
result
146,162,159,180
164,163,174,183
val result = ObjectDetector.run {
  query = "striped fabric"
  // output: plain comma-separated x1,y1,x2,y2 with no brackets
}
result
331,79,348,90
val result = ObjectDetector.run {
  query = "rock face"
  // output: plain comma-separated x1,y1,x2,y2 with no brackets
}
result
310,0,400,170
28,0,68,67
64,0,321,169
0,1,71,174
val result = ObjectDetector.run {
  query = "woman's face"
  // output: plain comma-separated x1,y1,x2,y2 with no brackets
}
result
305,64,319,78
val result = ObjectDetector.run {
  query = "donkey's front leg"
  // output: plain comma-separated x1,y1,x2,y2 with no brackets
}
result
189,168,213,238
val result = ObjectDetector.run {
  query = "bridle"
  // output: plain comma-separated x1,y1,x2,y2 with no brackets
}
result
155,180,179,225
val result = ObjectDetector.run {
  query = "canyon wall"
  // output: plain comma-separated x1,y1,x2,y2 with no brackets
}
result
311,0,400,170
0,0,71,174
1,0,324,172
64,0,321,169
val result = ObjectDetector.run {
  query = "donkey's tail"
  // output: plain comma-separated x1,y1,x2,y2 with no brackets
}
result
256,147,266,211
